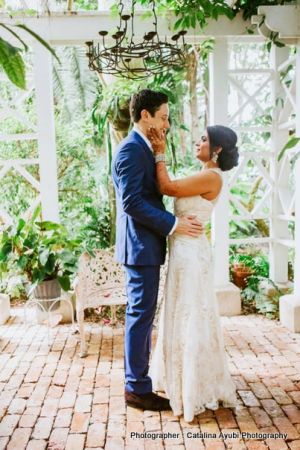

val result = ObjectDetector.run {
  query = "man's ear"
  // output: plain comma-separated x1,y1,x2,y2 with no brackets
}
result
140,109,150,121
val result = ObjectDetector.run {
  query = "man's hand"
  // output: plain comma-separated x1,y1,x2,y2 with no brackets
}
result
175,215,203,237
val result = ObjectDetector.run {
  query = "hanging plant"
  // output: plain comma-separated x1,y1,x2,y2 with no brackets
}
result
107,96,131,134
0,23,60,89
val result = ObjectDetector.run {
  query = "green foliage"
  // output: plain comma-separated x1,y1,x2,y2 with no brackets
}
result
0,206,80,294
241,276,288,319
53,47,98,120
230,220,262,240
230,250,269,277
137,0,233,30
0,37,25,89
52,89,117,247
278,136,300,162
0,273,27,301
76,198,112,254
232,0,292,21
0,23,28,51
136,0,295,39
15,24,60,63
72,0,98,10
229,246,289,319
0,23,59,89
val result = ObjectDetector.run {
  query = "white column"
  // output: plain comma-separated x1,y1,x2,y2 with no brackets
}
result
33,42,60,223
294,43,300,295
209,38,230,286
98,0,113,9
209,38,241,315
279,42,300,331
269,46,290,284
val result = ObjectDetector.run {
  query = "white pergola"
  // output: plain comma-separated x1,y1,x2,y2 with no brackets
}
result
0,5,300,327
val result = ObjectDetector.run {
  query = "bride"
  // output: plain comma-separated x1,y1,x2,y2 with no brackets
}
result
147,124,239,423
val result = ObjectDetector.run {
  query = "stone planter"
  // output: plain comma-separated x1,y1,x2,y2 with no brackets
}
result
32,279,61,312
0,294,10,325
32,279,61,299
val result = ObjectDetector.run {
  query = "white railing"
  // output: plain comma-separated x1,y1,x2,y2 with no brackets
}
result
210,41,296,286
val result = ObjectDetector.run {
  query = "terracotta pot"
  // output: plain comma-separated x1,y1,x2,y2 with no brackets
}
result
232,264,254,289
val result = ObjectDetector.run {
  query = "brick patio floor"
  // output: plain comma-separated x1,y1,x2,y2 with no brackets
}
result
1,309,300,450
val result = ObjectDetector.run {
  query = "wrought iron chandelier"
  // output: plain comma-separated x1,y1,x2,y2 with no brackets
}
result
85,0,188,80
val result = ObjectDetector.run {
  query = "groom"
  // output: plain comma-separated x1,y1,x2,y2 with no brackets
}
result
112,89,202,410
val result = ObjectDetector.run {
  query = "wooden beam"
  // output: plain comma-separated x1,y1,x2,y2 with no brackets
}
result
0,11,257,45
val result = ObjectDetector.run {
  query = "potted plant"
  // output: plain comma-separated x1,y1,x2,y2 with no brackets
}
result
230,253,256,289
232,261,254,289
230,249,270,290
0,206,80,310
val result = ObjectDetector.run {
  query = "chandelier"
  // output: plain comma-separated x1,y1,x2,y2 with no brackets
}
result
85,0,188,80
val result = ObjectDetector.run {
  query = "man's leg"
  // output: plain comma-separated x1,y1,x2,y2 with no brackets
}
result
123,265,160,394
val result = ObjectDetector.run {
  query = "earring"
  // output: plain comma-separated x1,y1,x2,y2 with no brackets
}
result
211,152,218,163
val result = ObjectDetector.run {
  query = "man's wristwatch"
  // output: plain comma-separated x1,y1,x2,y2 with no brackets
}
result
155,154,166,163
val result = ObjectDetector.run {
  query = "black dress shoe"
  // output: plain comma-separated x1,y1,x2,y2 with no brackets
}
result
125,390,172,411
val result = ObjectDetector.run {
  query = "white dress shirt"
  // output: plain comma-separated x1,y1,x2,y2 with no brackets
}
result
133,125,178,235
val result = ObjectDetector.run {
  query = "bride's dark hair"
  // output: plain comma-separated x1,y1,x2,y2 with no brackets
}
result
207,125,239,171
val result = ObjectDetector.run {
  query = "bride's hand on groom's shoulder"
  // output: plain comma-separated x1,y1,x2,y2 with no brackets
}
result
147,126,166,154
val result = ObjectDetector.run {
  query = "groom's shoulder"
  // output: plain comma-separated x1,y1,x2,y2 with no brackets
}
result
114,131,143,159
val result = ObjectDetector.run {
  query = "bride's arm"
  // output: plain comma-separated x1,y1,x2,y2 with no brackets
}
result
155,162,220,197
148,127,221,198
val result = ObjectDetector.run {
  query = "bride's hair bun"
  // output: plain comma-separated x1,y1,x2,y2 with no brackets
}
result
207,125,239,172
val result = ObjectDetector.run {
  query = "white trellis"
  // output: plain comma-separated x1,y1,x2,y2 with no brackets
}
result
209,38,292,309
0,6,300,322
0,43,59,225
0,64,40,226
252,4,300,328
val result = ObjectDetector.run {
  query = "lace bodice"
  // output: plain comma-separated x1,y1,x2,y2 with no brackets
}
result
173,168,222,237
174,195,215,223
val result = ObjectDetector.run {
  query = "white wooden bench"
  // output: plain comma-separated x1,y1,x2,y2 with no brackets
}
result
74,248,167,357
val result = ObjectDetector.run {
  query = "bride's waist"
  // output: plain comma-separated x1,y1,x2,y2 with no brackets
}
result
169,233,208,244
174,212,211,222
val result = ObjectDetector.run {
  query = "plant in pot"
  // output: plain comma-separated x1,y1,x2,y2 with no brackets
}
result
0,207,80,311
230,253,256,289
230,248,269,290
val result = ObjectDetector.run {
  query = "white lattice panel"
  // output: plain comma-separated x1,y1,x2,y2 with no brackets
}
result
0,62,41,228
276,52,296,224
225,43,296,284
278,55,296,130
227,43,275,229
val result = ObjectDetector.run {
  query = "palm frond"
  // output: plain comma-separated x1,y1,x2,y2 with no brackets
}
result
0,23,28,51
70,46,86,112
52,63,71,120
16,24,60,63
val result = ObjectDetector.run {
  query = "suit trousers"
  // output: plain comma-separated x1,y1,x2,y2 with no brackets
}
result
123,264,160,394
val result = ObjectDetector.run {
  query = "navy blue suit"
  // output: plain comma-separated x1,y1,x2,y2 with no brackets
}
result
112,129,175,394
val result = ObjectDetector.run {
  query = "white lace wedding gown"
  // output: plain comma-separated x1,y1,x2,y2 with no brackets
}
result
149,168,237,422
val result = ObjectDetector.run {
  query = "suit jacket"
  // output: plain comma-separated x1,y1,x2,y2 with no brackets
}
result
112,129,175,266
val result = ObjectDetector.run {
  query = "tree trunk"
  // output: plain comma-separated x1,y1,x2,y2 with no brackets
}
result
187,47,200,150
